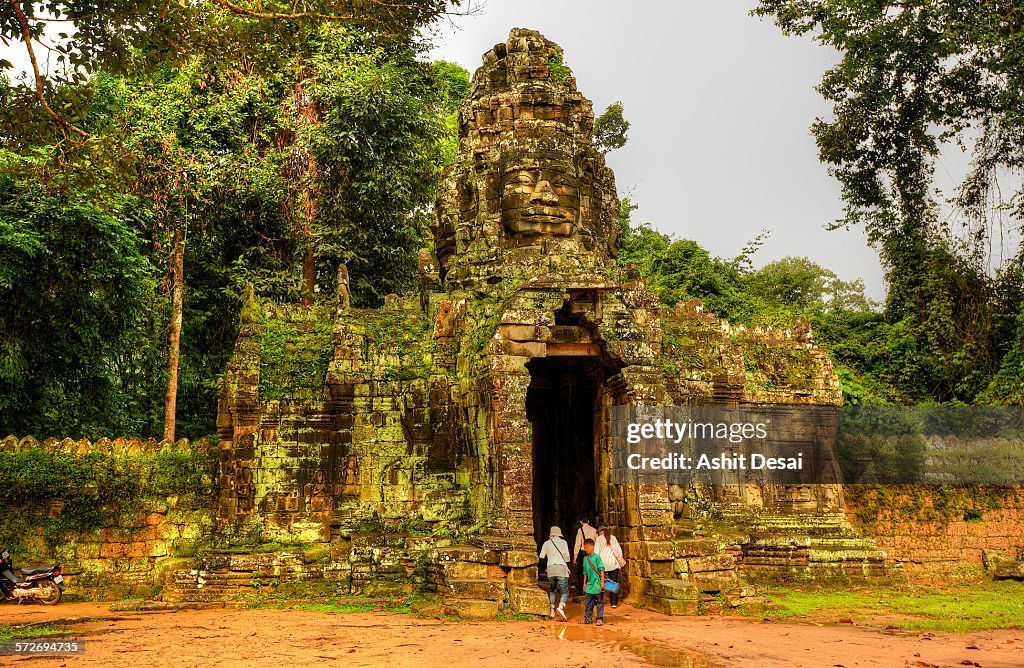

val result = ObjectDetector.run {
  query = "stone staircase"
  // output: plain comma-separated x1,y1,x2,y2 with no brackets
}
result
640,521,756,615
160,546,368,603
426,544,550,620
639,511,891,616
162,552,287,603
734,513,893,582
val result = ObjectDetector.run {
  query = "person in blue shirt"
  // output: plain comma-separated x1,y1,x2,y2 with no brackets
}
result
580,538,605,625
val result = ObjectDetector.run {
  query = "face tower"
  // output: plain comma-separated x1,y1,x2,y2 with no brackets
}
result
431,28,622,288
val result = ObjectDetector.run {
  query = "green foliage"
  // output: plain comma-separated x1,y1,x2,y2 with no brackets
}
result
0,623,66,643
617,198,748,319
547,47,572,83
593,101,630,154
308,27,460,306
745,257,872,322
0,15,468,439
258,315,335,399
0,155,159,437
752,0,1024,406
429,61,471,166
753,1,1024,243
0,445,217,552
0,1,462,144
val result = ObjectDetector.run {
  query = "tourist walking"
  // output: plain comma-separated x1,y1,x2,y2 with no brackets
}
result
538,525,571,621
580,538,605,625
572,517,597,594
595,524,625,607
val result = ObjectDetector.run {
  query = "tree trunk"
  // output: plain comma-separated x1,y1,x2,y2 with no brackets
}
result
302,242,315,307
163,226,185,442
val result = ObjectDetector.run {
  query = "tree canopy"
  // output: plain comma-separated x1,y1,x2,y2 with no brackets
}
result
752,0,1024,405
0,6,468,439
593,101,630,154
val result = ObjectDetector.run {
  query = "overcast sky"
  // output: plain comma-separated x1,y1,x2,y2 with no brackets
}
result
426,1,888,298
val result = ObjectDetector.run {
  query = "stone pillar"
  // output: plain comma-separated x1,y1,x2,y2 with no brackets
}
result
417,249,440,313
475,358,536,551
216,284,264,522
336,263,350,312
614,364,674,598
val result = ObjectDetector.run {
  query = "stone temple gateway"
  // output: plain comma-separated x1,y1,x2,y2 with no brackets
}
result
213,29,889,617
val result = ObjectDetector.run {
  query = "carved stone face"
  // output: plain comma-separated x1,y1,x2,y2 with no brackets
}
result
500,163,579,237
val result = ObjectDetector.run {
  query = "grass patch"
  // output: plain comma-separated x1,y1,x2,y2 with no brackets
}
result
753,580,1024,633
297,598,413,615
0,622,66,643
240,592,418,615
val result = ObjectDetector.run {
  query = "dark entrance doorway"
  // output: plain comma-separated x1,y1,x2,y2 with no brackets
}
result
527,357,599,551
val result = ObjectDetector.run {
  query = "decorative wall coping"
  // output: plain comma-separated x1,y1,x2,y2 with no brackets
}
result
0,435,214,456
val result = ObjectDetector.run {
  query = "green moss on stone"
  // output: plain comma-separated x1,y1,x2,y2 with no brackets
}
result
258,314,334,399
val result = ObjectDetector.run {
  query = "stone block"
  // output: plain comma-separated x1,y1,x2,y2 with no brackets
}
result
673,538,719,558
500,550,538,568
441,561,490,580
648,579,699,601
650,560,674,578
643,541,675,561
507,566,538,585
723,585,756,607
499,325,543,341
488,355,530,373
994,560,1024,580
645,595,699,616
445,579,505,601
508,586,550,616
687,555,735,573
690,573,738,592
351,533,386,548
446,598,500,621
506,341,546,357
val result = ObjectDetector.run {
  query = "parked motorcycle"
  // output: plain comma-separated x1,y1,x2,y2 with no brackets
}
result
0,545,64,604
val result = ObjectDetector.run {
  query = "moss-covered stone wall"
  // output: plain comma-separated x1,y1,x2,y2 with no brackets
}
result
846,484,1024,576
217,290,475,548
0,436,217,598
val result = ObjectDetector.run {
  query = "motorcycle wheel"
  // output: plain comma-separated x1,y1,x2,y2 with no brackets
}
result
36,579,61,605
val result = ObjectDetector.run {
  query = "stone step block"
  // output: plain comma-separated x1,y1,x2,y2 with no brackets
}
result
432,544,501,565
686,554,735,573
445,598,500,621
746,534,812,549
808,547,887,563
642,595,699,616
672,538,718,558
688,572,738,593
647,579,699,601
443,578,506,601
437,560,497,580
508,586,550,616
994,561,1024,580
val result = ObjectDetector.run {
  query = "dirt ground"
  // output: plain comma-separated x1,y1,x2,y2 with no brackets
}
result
2,600,1022,668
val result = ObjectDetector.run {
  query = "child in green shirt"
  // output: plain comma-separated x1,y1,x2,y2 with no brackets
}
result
581,538,605,625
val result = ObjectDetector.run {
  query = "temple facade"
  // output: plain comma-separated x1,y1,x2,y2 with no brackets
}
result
214,29,887,617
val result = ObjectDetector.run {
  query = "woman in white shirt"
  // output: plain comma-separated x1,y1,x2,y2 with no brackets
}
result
594,524,625,607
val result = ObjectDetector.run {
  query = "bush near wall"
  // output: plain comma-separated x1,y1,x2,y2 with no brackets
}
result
0,436,218,598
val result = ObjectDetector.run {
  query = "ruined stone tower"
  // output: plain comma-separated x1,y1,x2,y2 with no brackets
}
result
213,29,887,617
